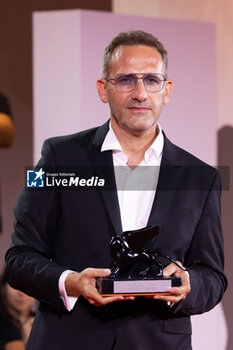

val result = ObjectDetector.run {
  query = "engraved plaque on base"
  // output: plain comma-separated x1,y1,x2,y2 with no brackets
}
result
96,276,181,296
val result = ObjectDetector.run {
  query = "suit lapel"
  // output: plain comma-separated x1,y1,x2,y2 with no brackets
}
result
147,135,182,231
90,122,123,236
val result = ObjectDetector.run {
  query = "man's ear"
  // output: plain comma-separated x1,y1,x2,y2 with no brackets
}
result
163,80,173,105
97,79,108,103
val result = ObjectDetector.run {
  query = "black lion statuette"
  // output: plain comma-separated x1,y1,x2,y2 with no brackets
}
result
109,225,163,278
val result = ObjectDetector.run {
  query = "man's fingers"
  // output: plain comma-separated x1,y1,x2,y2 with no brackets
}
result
87,290,124,306
159,261,191,304
154,286,190,303
101,295,124,305
70,268,136,306
169,284,190,295
83,268,111,278
78,268,126,305
153,293,187,303
163,261,183,277
123,296,135,301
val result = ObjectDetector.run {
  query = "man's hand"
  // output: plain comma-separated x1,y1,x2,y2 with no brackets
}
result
65,268,133,306
153,261,191,304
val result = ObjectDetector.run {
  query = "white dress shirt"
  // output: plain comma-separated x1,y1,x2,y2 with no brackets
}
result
59,122,164,310
101,122,164,232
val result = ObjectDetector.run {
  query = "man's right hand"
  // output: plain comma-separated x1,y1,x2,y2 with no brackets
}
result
65,268,125,306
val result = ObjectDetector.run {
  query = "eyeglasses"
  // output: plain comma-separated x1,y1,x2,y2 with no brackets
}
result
104,73,167,93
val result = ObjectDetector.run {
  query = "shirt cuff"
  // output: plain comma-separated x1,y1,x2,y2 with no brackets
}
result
58,270,79,311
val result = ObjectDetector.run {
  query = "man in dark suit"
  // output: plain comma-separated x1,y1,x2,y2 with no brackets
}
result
5,31,227,350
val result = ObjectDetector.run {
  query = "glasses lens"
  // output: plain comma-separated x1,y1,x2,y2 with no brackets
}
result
111,73,166,92
143,74,165,92
115,74,137,92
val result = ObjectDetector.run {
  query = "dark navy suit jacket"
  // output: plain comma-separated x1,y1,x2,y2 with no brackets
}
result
5,121,227,350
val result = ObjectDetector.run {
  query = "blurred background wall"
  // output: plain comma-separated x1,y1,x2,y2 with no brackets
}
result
0,1,232,349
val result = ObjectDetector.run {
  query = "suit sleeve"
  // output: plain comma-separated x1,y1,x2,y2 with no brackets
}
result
172,171,228,315
5,139,67,311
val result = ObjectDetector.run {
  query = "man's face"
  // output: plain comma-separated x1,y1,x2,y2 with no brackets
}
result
97,45,173,134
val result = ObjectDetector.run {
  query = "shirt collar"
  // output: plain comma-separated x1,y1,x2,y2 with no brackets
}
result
101,120,164,161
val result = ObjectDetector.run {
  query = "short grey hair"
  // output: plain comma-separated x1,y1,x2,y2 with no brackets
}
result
102,30,168,78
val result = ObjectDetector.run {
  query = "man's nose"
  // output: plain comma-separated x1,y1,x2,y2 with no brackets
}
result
131,78,148,101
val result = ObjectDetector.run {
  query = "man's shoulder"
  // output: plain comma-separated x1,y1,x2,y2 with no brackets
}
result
38,122,109,165
44,120,109,151
163,135,220,186
45,125,100,149
164,135,216,169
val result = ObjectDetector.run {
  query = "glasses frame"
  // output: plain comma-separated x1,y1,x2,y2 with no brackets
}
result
104,73,167,93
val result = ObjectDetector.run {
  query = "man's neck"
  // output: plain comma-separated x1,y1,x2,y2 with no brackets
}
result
111,117,157,168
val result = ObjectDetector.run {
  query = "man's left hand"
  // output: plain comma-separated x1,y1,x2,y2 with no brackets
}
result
153,261,191,304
